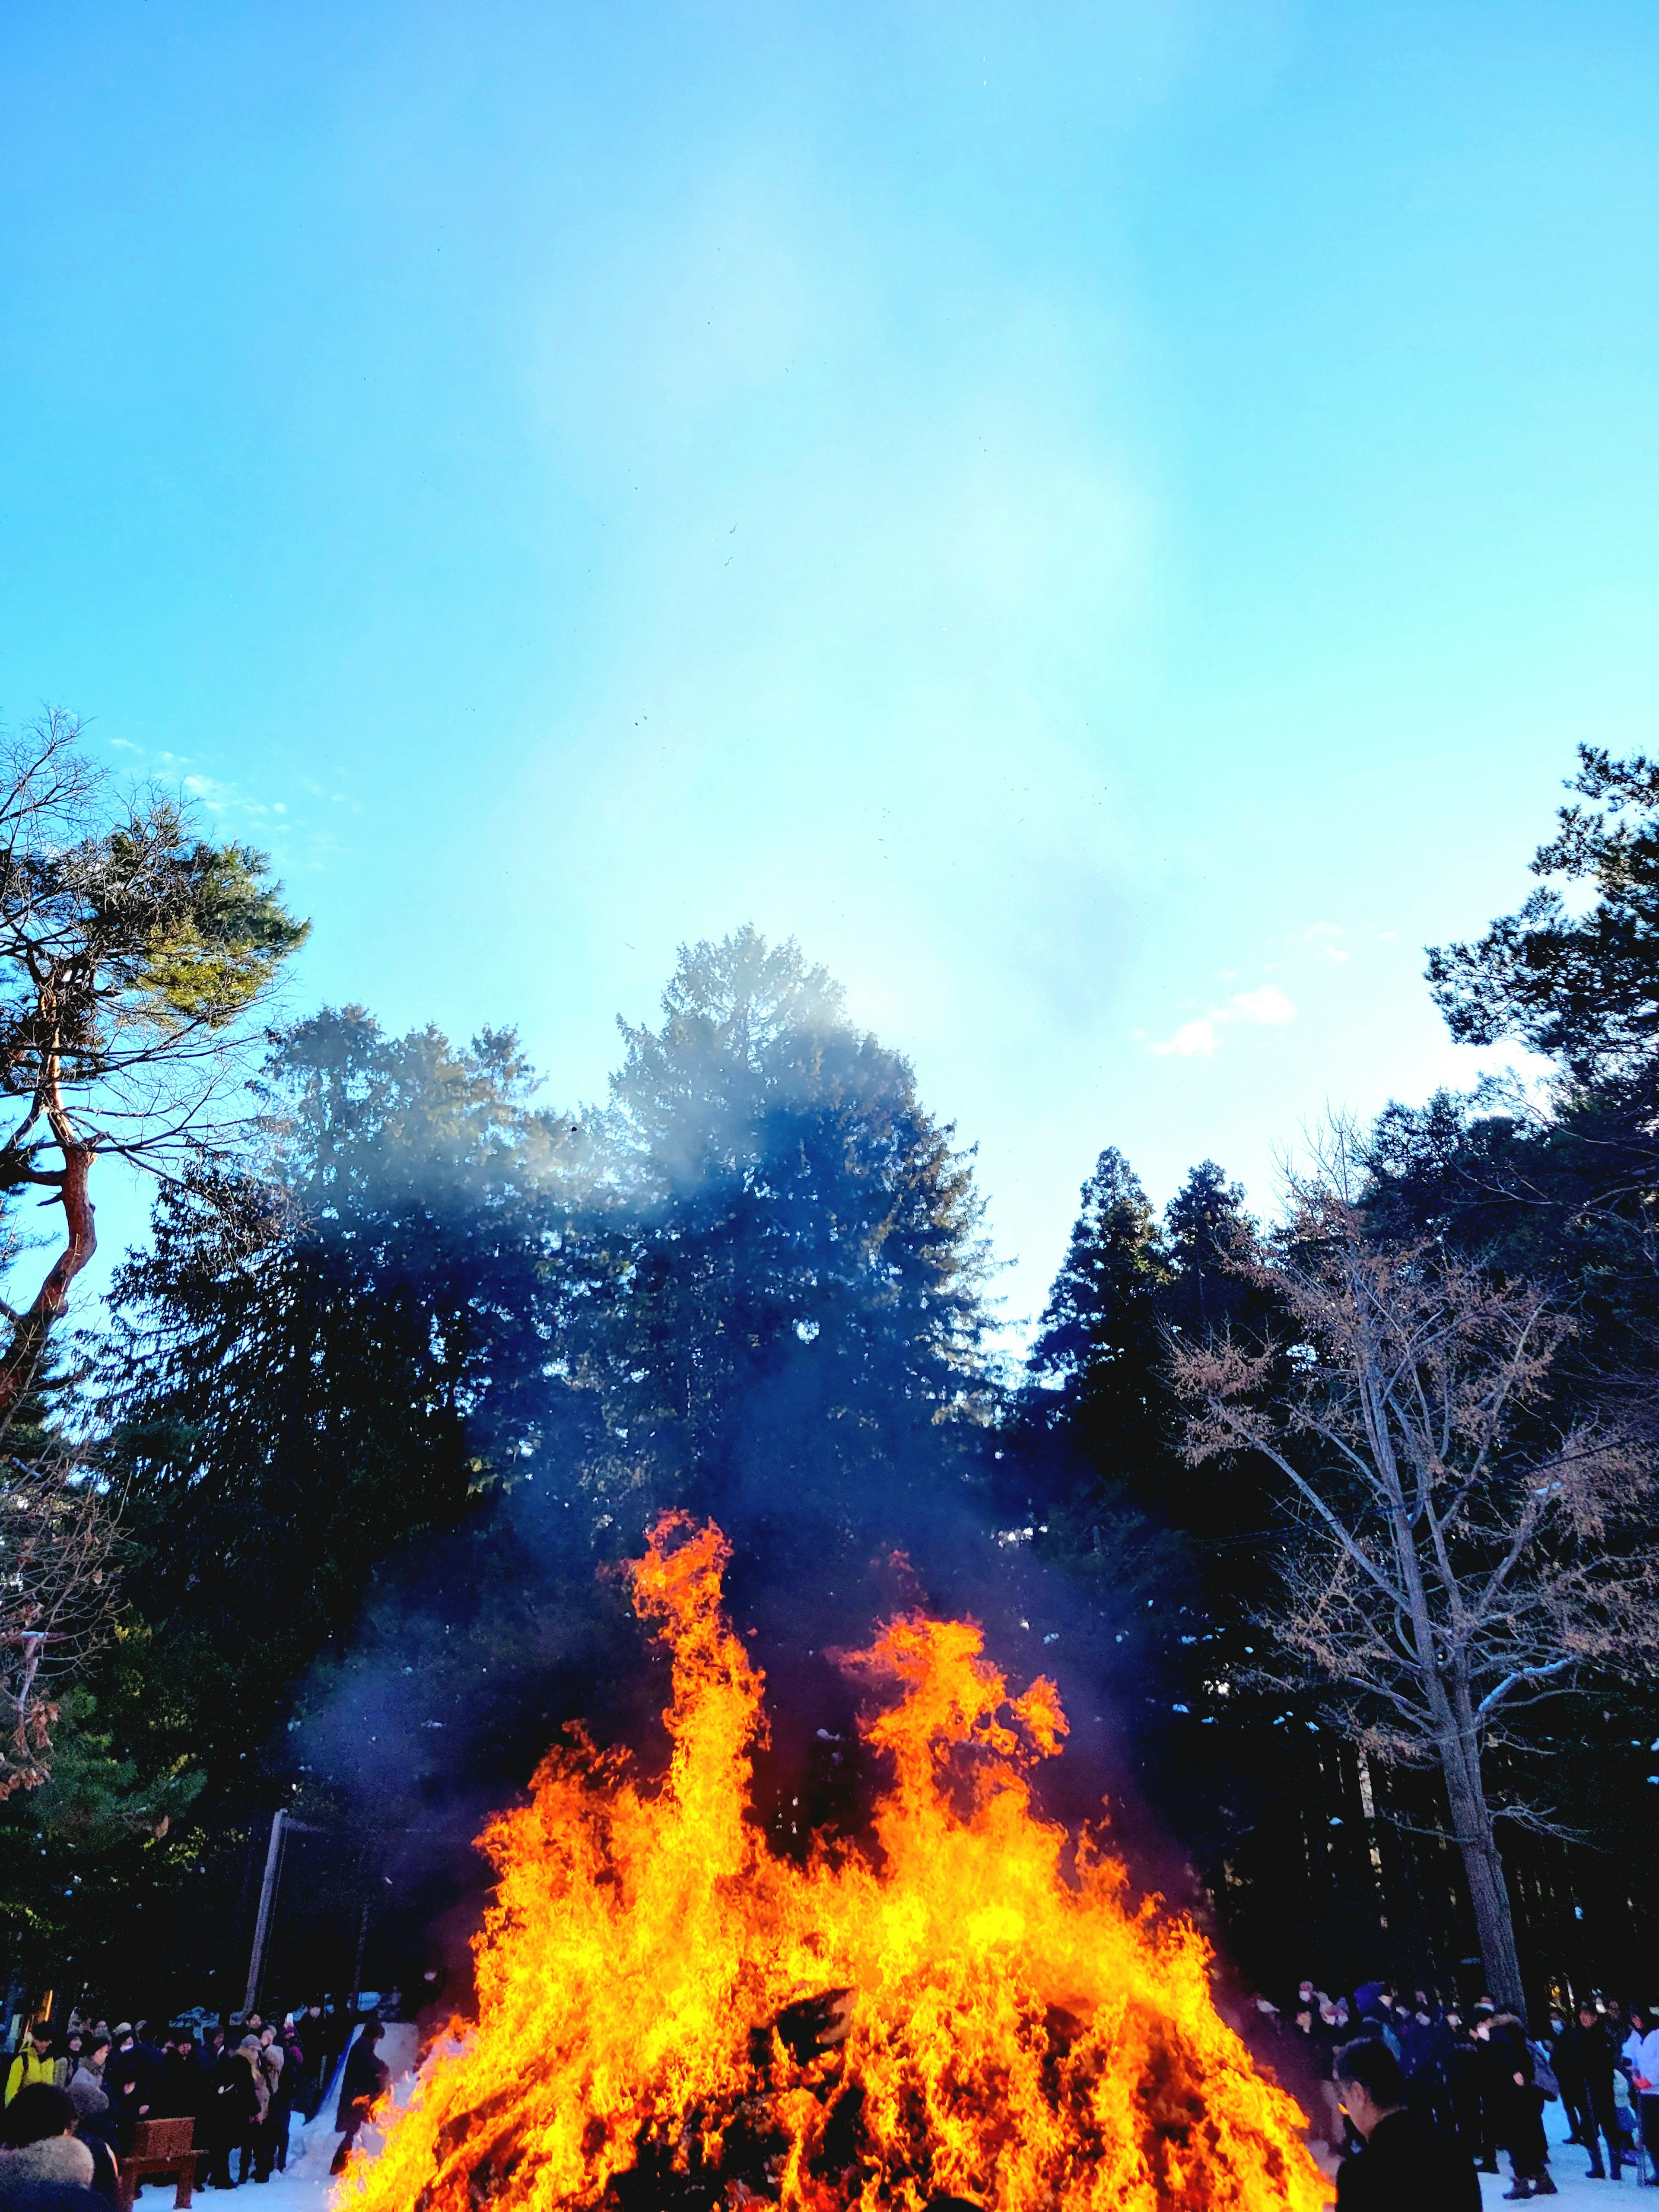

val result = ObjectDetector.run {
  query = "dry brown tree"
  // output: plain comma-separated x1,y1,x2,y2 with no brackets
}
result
1170,1138,1659,2012
0,1446,119,1795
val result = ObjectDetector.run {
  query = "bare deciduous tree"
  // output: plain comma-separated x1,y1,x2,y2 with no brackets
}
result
1170,1143,1659,2011
0,710,308,1417
0,1449,119,1795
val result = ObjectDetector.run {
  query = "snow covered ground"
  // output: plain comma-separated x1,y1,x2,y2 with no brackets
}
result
153,2025,422,2212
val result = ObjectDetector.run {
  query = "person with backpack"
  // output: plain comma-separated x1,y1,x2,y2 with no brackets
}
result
1479,2012,1556,2200
4,2031,60,2110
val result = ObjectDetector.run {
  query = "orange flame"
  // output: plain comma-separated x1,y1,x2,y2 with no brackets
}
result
341,1515,1329,2212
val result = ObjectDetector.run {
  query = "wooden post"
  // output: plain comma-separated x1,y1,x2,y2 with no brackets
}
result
244,1809,288,2016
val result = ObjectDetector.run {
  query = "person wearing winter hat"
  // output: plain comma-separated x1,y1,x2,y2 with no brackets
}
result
0,2085,103,2212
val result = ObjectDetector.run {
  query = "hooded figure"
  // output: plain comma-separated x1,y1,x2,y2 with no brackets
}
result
0,2086,103,2212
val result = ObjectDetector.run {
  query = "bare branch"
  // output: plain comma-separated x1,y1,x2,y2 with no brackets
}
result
1170,1117,1659,2010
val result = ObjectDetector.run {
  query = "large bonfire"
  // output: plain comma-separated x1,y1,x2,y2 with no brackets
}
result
341,1516,1328,2212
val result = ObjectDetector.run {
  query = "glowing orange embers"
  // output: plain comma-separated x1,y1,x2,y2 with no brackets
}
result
341,1516,1328,2212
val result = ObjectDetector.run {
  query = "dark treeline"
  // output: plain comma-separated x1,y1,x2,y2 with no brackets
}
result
3,753,1658,2028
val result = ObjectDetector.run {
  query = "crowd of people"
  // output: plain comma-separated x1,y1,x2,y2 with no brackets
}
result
2,1968,1655,2209
1243,1975,1659,2202
0,2002,394,2209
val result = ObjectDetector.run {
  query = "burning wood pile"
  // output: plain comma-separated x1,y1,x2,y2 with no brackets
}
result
340,1516,1327,2212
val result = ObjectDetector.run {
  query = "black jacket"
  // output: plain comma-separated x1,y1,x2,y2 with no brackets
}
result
334,2041,390,2134
102,2047,157,2143
1559,2020,1616,2094
1336,2110,1482,2212
206,2053,259,2139
155,2053,201,2122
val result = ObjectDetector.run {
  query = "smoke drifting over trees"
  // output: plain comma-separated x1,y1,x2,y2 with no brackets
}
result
1,729,1656,2019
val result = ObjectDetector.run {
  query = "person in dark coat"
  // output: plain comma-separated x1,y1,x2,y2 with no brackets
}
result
201,2046,258,2192
155,2037,201,2126
328,2025,389,2177
1351,1986,1404,2063
291,2010,321,2121
1399,2003,1454,2135
1439,2012,1477,2157
1544,2010,1588,2147
1555,2005,1624,2180
268,2028,299,2174
1333,2037,1480,2212
1288,2006,1341,2151
317,2003,351,2096
1480,2014,1555,2200
101,2033,155,2158
0,2086,106,2212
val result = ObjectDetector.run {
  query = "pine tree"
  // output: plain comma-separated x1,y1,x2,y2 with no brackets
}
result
99,1008,589,1780
1025,1148,1171,1501
587,928,992,1570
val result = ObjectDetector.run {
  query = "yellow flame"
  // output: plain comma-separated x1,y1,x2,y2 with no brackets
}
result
338,1514,1329,2212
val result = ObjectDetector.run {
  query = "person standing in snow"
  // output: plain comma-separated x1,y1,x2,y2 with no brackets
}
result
1629,2006,1659,2183
329,2024,389,2177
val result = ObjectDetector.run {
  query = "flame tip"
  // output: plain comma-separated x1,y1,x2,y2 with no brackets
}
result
348,1519,1329,2212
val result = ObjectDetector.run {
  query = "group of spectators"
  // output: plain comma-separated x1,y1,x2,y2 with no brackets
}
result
1245,1974,1659,2203
0,2003,394,2210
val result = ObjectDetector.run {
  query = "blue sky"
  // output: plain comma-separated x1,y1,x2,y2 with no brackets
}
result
2,1,1656,1335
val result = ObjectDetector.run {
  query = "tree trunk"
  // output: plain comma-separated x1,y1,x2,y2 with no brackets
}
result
1437,1723,1525,2013
0,1141,96,1425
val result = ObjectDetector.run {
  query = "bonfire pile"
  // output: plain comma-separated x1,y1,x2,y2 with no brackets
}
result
339,1517,1328,2212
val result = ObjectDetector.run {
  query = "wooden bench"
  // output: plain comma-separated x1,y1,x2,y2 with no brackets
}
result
116,2117,195,2212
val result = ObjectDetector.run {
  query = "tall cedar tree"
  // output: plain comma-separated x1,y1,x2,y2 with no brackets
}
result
1023,1151,1277,1548
585,929,992,1581
1025,1148,1170,1499
99,1008,588,1785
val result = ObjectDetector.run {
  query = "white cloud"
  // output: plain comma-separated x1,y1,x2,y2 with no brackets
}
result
1147,1017,1219,1058
1230,983,1296,1026
1147,982,1297,1058
1296,922,1349,964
